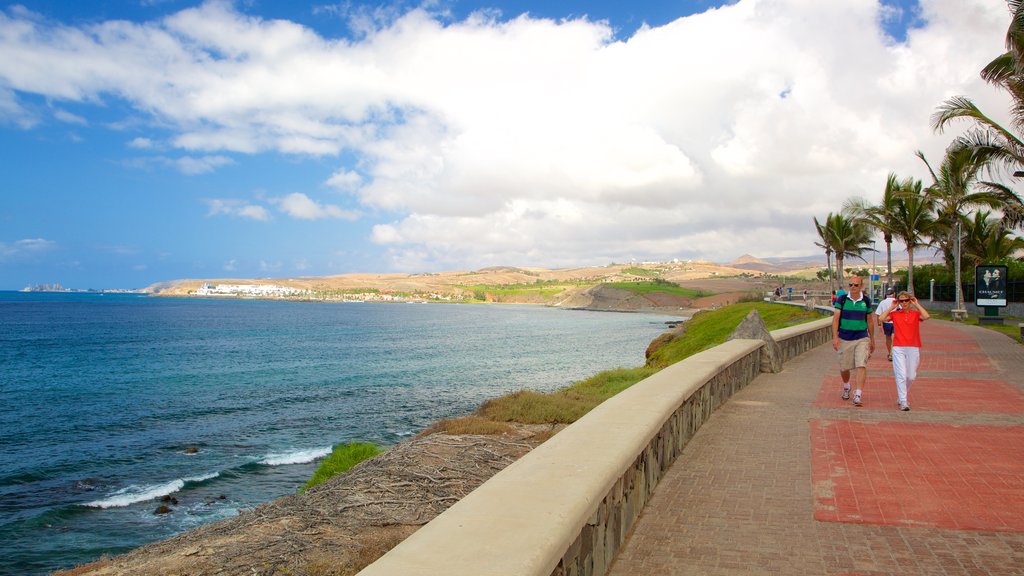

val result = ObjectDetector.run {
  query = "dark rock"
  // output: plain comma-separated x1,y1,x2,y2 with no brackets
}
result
154,505,173,515
727,309,782,373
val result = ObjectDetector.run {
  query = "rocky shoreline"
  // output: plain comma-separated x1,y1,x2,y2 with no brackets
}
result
58,424,563,576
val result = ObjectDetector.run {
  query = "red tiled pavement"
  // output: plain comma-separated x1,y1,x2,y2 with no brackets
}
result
814,375,1024,413
812,420,1024,531
608,319,1024,575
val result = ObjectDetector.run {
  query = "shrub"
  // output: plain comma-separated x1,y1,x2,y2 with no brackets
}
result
302,442,381,492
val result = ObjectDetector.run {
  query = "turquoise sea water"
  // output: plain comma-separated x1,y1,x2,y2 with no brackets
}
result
0,292,672,574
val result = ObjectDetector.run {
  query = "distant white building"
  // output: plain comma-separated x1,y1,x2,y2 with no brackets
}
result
194,283,306,298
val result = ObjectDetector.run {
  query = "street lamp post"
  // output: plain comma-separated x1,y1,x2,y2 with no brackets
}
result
871,240,877,300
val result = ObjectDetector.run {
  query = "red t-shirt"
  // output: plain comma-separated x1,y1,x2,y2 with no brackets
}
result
889,308,923,347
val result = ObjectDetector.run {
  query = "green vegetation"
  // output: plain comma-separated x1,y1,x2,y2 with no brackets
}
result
481,366,658,424
604,279,710,298
621,267,661,277
314,288,381,295
302,442,381,492
478,302,821,425
458,279,590,301
646,302,821,368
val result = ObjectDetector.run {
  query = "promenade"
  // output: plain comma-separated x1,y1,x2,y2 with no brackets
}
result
607,320,1024,575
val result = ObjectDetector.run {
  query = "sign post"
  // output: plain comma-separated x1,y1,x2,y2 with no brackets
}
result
975,264,1008,325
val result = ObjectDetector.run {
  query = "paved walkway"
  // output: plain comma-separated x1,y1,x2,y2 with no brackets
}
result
607,320,1024,575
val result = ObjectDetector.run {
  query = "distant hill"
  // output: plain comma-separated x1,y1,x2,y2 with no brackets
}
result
728,254,821,274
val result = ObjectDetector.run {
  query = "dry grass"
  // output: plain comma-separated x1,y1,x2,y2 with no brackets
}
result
417,416,516,437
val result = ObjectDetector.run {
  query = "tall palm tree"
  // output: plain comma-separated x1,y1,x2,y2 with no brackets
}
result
887,178,935,296
843,172,902,290
916,147,1015,308
819,212,873,288
931,1,1024,179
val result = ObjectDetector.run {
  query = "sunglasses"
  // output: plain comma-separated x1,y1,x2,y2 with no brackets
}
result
848,283,861,287
898,299,910,303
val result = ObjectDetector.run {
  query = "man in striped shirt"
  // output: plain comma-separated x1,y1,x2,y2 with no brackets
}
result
831,275,875,406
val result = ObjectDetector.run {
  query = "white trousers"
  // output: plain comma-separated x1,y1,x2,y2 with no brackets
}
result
892,346,920,404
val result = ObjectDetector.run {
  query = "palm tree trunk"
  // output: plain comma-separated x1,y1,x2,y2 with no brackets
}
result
907,248,915,296
826,252,834,292
836,255,845,287
954,219,964,311
886,242,893,291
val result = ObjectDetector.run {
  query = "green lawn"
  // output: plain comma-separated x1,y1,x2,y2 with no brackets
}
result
928,309,1024,343
603,280,709,298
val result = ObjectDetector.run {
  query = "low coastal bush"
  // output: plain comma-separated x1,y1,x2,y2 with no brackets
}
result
302,442,382,492
480,366,657,424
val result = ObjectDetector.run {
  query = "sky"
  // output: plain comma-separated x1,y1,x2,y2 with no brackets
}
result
0,0,1015,289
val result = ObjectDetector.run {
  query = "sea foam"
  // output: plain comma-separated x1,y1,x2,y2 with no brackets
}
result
259,447,332,466
83,473,219,509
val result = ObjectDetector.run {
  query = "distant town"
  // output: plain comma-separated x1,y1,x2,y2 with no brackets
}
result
19,283,146,294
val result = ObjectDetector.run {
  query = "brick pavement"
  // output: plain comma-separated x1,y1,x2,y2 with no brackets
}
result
607,320,1024,575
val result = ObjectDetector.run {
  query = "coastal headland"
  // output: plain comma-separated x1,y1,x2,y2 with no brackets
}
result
145,255,827,314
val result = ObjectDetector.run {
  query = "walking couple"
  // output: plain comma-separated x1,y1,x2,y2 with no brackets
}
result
831,275,929,410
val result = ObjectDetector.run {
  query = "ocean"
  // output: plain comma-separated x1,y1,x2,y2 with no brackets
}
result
0,292,673,574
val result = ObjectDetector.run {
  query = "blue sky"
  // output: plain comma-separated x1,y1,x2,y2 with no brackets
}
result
0,0,1010,289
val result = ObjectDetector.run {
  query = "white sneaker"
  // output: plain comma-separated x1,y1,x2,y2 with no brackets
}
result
842,388,851,400
853,395,863,406
899,402,910,411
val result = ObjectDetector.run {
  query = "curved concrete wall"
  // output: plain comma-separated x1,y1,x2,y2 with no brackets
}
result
357,317,834,576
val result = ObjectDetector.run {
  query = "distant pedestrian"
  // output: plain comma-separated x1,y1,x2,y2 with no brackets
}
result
832,276,874,406
879,291,930,411
803,289,808,301
875,288,896,361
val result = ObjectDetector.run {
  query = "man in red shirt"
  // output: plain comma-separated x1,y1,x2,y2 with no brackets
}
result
878,291,930,411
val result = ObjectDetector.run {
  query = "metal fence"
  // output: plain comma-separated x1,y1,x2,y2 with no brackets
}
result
928,280,1024,303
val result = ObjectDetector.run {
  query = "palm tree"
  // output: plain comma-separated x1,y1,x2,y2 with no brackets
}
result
818,211,873,288
887,178,935,296
931,2,1024,179
963,209,1024,265
916,147,1015,308
843,172,902,291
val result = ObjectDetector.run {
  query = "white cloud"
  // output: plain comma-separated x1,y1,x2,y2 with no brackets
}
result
326,168,363,191
128,136,154,149
273,192,360,220
204,198,271,221
53,108,87,125
224,258,238,271
0,0,1014,268
0,237,57,258
0,87,38,128
175,155,233,175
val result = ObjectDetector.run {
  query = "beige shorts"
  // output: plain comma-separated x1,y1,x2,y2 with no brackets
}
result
838,338,870,371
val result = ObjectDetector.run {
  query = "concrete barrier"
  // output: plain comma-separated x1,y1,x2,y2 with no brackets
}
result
357,317,834,576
